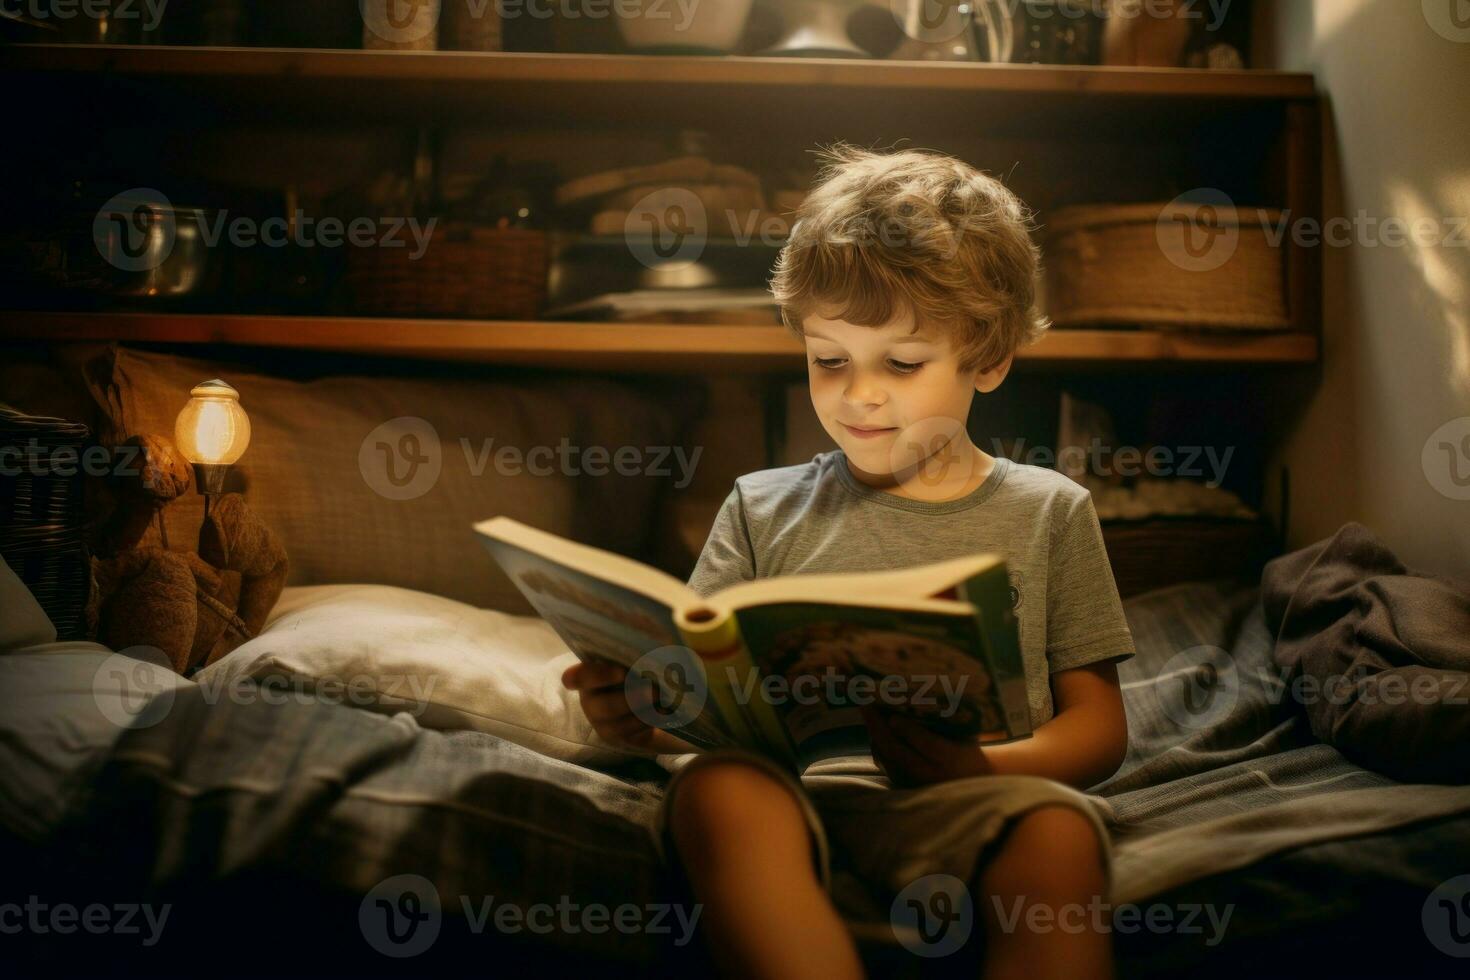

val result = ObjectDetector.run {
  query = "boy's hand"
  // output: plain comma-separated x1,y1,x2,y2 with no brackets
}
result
561,659,696,755
861,705,994,787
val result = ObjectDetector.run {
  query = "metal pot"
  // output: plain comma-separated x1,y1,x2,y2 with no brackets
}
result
86,197,219,298
4,193,224,304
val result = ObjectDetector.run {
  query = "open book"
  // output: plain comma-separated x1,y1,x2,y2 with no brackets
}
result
475,516,1033,772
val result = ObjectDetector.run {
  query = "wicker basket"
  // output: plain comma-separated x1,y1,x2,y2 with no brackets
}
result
342,223,548,319
1101,517,1273,598
0,408,92,640
1045,202,1291,330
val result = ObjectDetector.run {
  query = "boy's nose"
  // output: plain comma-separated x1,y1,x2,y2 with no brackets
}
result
843,378,887,408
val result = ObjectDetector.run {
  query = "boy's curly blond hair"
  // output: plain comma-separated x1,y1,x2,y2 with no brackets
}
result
769,143,1050,373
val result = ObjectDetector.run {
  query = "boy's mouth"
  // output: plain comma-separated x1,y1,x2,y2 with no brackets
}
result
839,422,898,440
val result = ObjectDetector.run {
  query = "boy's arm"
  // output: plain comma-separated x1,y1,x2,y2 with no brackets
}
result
864,661,1129,790
970,661,1128,787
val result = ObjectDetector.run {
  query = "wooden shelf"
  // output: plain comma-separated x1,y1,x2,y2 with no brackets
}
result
0,44,1317,98
1,44,1316,130
0,312,1319,372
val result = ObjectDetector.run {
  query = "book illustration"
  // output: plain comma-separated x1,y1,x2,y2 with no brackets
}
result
732,601,1022,760
768,621,1003,736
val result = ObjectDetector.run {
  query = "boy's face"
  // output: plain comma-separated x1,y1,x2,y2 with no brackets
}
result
803,310,1011,482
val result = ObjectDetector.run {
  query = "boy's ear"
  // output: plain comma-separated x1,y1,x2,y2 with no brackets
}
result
973,353,1014,394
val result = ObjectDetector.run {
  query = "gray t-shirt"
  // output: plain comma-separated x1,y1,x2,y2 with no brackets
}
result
688,450,1135,727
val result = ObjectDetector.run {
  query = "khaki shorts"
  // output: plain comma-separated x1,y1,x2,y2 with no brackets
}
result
654,748,1114,902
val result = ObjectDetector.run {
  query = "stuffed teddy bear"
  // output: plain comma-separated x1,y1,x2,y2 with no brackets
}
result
87,433,288,675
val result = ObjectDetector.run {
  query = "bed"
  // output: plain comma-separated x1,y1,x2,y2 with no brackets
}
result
3,344,1467,977
4,572,1468,978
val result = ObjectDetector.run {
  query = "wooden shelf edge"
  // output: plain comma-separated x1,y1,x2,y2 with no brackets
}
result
0,44,1318,100
0,312,1319,371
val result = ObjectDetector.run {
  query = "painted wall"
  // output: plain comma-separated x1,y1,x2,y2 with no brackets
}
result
1257,0,1470,579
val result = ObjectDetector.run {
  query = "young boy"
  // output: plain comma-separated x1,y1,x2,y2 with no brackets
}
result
563,144,1134,979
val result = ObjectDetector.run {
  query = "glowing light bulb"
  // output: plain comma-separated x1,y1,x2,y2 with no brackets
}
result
175,379,251,494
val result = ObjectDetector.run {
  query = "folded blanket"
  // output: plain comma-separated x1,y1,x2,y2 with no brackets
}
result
1261,522,1470,783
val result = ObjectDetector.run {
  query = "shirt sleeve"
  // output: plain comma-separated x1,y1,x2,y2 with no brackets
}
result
1045,491,1136,673
686,484,758,598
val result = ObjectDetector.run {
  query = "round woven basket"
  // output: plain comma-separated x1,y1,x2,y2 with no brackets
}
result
342,223,548,319
1045,202,1291,330
0,408,92,640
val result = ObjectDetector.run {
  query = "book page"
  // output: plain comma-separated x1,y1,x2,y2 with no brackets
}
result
477,532,738,751
713,553,1003,611
475,516,698,610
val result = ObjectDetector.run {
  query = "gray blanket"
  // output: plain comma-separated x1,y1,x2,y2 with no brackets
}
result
1261,521,1470,783
9,578,1470,974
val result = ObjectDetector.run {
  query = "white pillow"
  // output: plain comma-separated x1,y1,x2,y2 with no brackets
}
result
0,641,193,841
0,552,57,650
194,584,641,767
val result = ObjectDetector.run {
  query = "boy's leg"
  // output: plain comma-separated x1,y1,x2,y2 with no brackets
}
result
668,759,864,980
976,804,1113,980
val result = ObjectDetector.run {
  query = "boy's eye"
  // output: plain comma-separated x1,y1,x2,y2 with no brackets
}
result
887,359,924,374
812,356,848,370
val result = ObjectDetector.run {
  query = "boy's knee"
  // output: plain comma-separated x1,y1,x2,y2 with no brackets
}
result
981,805,1106,897
1012,805,1103,856
670,760,806,839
